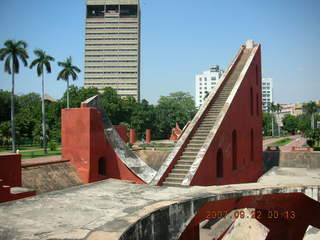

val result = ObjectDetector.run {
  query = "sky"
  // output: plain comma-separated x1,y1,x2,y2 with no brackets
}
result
0,0,319,104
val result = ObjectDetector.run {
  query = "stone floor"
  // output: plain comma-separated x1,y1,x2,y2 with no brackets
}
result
0,168,319,240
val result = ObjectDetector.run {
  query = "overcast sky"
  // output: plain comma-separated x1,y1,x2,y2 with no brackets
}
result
0,0,319,104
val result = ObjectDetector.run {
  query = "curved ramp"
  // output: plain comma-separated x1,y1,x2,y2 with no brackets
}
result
82,95,156,183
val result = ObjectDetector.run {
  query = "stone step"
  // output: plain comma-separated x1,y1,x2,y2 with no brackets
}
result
168,172,186,178
175,164,191,170
187,143,203,148
178,160,194,165
184,148,199,153
181,152,198,157
165,177,183,183
162,182,181,187
171,168,189,174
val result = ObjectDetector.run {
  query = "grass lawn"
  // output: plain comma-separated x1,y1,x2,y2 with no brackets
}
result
20,150,61,159
267,138,293,147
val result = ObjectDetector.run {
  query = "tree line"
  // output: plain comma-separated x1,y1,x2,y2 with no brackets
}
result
0,40,81,153
0,87,197,149
263,101,320,148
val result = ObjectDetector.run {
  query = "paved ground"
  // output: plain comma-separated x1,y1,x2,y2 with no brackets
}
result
279,136,307,152
0,168,319,240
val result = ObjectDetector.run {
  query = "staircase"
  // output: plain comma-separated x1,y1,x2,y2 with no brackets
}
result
162,49,251,186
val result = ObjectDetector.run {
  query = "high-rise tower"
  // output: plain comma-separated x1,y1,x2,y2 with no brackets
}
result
84,0,140,100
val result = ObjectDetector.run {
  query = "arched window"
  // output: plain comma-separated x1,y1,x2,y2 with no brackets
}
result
250,87,253,116
232,130,237,170
256,93,260,116
250,129,254,161
98,157,106,176
255,65,259,85
216,149,223,178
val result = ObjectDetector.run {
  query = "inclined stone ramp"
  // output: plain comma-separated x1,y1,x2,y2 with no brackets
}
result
151,40,260,187
161,49,251,186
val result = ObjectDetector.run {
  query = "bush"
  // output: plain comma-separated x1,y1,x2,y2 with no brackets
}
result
313,146,320,151
306,139,315,147
48,141,57,151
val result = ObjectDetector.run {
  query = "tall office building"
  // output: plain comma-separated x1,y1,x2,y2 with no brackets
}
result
262,78,273,111
84,0,140,100
195,65,223,107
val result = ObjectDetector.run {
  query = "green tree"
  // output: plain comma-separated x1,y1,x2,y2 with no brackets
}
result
303,101,319,130
16,93,42,145
99,87,124,124
57,56,81,108
62,85,99,108
0,90,12,122
30,49,55,154
0,40,29,152
282,114,299,135
155,92,197,139
130,99,156,139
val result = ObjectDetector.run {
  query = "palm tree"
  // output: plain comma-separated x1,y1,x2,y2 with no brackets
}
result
30,49,55,154
0,40,29,152
268,102,277,137
276,103,282,136
303,101,319,130
57,57,81,108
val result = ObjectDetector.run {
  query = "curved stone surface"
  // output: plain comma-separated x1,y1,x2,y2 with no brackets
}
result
82,95,156,183
0,177,319,240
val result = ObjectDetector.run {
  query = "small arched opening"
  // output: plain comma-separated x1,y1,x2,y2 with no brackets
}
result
232,130,237,170
98,157,106,176
216,148,223,178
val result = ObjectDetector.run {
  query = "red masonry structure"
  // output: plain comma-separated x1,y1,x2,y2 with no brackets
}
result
146,129,151,144
130,129,136,144
61,105,145,184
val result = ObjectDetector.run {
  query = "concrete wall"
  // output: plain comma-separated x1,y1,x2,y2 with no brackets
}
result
279,152,320,168
263,151,320,171
22,162,83,194
62,107,145,184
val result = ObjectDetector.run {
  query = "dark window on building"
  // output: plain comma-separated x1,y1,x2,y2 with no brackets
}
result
256,93,259,116
250,129,254,161
250,87,253,116
98,157,106,176
106,5,119,13
120,5,138,18
216,149,223,178
87,5,104,18
232,130,237,170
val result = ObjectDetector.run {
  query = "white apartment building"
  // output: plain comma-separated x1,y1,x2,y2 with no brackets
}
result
262,78,273,112
195,65,223,107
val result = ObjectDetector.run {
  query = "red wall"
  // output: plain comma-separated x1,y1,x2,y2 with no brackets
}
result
0,154,36,203
114,125,129,143
190,46,263,186
61,106,145,184
180,192,320,240
0,154,21,187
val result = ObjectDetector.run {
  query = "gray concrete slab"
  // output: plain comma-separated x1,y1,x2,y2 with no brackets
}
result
0,176,319,240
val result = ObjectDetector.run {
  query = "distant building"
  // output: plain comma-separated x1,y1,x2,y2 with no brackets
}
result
84,0,141,100
43,93,56,103
262,78,273,112
195,65,223,107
